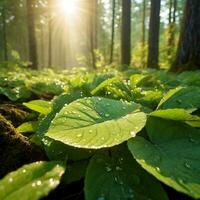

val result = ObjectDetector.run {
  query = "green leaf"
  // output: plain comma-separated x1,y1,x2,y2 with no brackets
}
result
64,160,88,184
17,121,38,133
46,97,146,149
37,91,94,161
157,86,200,109
128,117,200,199
149,109,200,123
85,145,168,200
0,161,65,200
23,100,52,115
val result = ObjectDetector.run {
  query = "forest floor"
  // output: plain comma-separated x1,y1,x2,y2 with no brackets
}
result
0,67,199,200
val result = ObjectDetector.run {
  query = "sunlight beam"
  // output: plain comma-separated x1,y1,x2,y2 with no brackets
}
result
58,0,77,15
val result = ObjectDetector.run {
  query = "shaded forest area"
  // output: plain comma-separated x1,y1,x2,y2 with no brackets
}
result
0,1,200,200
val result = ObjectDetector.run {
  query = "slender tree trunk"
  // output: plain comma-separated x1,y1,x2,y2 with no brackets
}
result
121,0,131,69
26,0,38,69
147,0,161,68
87,0,97,69
40,24,44,67
167,0,176,60
109,0,116,64
171,0,200,71
141,0,146,68
2,4,8,61
48,0,53,67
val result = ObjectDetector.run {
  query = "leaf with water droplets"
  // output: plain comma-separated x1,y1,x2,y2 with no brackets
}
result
128,117,200,199
46,97,146,149
0,161,65,200
157,86,200,109
85,145,168,200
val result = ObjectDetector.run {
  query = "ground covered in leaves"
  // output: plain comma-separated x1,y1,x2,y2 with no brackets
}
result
0,66,200,200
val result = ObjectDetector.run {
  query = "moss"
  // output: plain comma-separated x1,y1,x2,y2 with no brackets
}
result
0,115,47,178
0,104,29,126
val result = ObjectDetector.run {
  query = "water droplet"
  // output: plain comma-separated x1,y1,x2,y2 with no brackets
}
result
177,99,182,103
76,133,82,138
116,166,122,171
130,131,136,137
118,157,123,164
178,178,185,184
8,178,13,183
114,176,118,183
36,180,42,186
22,169,26,173
156,167,161,172
189,137,198,144
184,162,191,169
32,182,36,187
98,97,102,101
105,166,112,172
105,113,110,117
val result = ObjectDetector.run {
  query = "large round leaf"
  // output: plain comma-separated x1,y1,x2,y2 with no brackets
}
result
0,161,65,200
85,145,168,200
46,97,146,149
128,117,200,199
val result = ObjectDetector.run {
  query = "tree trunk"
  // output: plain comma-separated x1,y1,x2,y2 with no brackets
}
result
109,0,116,64
141,0,146,68
48,0,53,67
121,0,131,69
167,0,176,61
87,0,97,69
171,0,200,71
147,0,161,68
2,4,8,61
26,0,38,69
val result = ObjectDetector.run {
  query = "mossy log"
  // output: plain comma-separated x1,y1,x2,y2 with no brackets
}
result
0,115,46,178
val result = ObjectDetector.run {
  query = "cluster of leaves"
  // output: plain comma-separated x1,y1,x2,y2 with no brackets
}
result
1,67,200,200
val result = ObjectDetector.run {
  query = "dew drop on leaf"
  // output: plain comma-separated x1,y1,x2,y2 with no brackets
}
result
76,133,82,138
116,166,122,171
105,166,112,172
105,113,110,117
8,178,13,183
130,131,136,137
184,162,191,169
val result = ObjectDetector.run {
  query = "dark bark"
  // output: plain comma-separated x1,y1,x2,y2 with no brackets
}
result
27,0,38,69
141,0,146,68
171,0,200,71
2,4,8,61
147,0,161,68
121,0,131,69
109,0,116,64
167,0,176,59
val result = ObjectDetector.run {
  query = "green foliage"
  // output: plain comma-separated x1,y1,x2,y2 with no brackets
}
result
0,161,65,200
46,97,146,149
1,67,200,199
85,145,168,200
